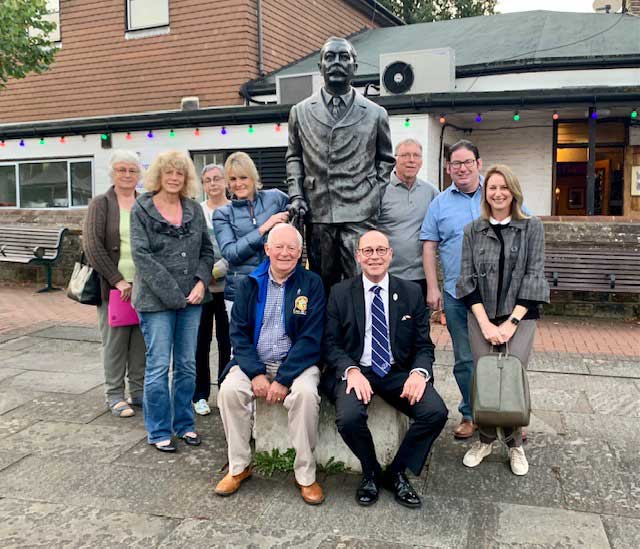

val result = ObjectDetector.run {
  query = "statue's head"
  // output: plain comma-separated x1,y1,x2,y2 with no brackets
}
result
318,37,358,94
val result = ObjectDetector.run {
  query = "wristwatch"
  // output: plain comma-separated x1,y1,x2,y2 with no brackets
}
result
509,317,520,326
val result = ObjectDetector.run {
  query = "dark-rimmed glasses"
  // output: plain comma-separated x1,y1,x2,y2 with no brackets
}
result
357,246,390,257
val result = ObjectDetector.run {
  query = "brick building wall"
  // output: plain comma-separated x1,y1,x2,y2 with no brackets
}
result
0,0,383,124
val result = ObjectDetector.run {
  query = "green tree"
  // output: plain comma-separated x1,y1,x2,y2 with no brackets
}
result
0,0,57,87
379,0,497,24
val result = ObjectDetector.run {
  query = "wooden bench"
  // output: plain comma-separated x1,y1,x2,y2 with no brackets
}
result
0,225,68,292
544,247,640,293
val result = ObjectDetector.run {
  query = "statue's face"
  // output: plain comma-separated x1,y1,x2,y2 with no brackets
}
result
319,40,357,90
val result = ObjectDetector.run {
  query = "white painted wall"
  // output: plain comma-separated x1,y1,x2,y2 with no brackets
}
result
444,123,554,215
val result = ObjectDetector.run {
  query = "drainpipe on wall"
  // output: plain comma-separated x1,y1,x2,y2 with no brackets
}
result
257,0,264,77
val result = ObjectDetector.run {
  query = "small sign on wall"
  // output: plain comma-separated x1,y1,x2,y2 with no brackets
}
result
632,166,640,197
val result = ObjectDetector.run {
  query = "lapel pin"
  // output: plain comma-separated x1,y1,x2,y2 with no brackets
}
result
393,293,398,301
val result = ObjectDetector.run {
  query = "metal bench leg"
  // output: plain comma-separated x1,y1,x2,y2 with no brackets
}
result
37,264,61,293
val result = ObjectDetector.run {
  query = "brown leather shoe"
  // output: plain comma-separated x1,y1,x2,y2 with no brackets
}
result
214,466,252,496
453,419,476,439
298,481,325,505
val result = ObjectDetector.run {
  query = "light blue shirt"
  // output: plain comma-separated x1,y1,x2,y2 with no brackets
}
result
419,179,483,298
256,270,292,366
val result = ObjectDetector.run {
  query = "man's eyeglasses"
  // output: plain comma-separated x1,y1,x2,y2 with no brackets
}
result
397,153,422,160
115,167,139,175
357,246,390,257
448,159,476,170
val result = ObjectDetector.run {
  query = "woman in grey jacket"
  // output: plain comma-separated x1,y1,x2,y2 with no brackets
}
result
130,151,215,453
456,164,549,476
212,152,289,318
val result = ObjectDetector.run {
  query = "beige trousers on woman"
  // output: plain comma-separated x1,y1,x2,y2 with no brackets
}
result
217,365,320,486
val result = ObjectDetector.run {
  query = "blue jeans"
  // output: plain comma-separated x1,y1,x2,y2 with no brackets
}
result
139,305,202,444
443,292,474,421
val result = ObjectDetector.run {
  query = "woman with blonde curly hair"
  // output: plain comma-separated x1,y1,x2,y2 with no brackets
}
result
130,150,215,452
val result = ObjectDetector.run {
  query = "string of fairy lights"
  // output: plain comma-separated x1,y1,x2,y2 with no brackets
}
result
0,110,637,148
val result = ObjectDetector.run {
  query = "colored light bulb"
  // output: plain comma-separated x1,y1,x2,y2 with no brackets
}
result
591,110,598,120
631,110,638,119
100,133,108,140
39,138,45,145
513,113,520,121
19,140,25,147
475,114,482,123
221,127,227,135
0,140,5,147
169,129,175,138
552,111,559,120
194,128,200,136
275,123,281,132
126,132,132,141
248,125,255,134
147,130,154,138
60,136,66,144
439,115,446,124
404,118,411,128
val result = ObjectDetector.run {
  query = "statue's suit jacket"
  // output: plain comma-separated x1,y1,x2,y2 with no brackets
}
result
286,90,395,224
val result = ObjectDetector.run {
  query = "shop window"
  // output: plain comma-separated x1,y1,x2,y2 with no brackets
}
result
0,159,93,209
127,0,169,31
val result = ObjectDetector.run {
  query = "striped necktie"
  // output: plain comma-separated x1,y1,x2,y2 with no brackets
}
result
370,285,391,377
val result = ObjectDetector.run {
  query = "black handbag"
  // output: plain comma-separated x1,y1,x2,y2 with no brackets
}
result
66,252,101,305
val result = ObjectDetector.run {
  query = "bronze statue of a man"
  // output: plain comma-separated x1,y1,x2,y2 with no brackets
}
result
286,36,395,293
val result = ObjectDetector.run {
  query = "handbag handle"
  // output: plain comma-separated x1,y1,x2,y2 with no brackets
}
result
491,341,510,357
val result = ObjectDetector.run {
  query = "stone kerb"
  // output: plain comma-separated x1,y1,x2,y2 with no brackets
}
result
254,396,409,472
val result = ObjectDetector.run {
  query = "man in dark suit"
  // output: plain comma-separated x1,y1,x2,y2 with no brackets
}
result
324,230,448,508
286,37,395,294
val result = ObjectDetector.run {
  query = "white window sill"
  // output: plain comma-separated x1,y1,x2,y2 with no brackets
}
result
125,26,170,40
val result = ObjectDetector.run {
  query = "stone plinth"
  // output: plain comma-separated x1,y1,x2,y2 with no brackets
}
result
254,396,409,472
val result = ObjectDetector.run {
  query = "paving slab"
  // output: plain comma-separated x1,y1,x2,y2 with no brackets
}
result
601,515,640,549
0,499,180,548
254,473,472,547
29,325,101,342
481,503,610,548
1,370,103,394
584,377,640,417
585,358,640,379
0,389,46,414
0,369,24,383
426,435,565,510
0,350,27,361
529,354,590,375
0,336,42,352
562,412,640,444
0,451,29,472
3,392,108,424
0,416,37,437
528,410,566,435
1,421,146,463
1,351,102,374
0,454,281,522
159,518,423,548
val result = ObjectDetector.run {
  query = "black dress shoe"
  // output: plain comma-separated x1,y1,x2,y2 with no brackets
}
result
153,441,177,453
356,474,380,506
382,470,421,508
180,433,201,446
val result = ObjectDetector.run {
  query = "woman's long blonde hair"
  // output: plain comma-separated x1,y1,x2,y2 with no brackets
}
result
144,151,199,198
481,164,530,220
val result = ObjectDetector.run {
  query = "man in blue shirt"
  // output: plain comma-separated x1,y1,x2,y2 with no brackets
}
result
216,223,326,505
420,140,483,439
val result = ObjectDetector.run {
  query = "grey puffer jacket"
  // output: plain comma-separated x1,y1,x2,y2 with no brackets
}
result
130,192,215,312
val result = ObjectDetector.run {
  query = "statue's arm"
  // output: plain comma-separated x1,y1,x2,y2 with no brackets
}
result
285,105,305,201
375,107,395,195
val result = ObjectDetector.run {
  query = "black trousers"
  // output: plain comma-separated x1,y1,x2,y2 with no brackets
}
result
335,366,448,477
306,220,375,295
193,293,231,401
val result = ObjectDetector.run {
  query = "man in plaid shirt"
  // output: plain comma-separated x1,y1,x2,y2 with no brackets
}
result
216,223,326,505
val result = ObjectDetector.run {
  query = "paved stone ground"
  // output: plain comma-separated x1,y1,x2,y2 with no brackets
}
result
0,285,639,547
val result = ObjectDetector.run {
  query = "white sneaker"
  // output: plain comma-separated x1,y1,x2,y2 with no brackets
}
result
194,398,211,416
463,441,492,468
509,447,529,476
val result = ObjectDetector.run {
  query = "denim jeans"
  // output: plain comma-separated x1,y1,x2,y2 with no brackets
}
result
443,291,474,420
139,305,202,444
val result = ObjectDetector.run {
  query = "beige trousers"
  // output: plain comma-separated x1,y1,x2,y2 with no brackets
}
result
217,365,320,486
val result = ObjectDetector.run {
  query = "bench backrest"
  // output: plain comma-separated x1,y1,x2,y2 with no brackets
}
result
0,225,68,263
545,247,640,293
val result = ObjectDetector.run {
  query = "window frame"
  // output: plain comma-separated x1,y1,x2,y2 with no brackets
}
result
0,157,94,210
125,0,170,32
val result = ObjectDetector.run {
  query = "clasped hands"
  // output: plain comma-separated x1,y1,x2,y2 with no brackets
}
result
251,374,289,404
480,319,517,346
346,368,427,406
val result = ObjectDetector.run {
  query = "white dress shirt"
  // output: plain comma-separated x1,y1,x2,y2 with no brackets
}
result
359,273,393,368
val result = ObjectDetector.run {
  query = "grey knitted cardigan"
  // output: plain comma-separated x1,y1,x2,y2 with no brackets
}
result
130,192,215,312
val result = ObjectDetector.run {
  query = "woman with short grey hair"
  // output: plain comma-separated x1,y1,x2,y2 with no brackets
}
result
84,150,146,418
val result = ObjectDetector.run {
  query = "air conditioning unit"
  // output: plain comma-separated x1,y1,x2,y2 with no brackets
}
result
276,73,323,105
380,48,455,96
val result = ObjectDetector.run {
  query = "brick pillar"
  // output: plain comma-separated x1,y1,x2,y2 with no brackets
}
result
629,0,640,15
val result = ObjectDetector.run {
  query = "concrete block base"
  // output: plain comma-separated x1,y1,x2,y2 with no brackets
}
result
254,396,409,473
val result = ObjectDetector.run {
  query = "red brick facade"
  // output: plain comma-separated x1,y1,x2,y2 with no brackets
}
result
0,0,385,124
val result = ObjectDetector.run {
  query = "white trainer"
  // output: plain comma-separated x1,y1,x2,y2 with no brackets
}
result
509,447,529,476
194,398,211,416
463,441,493,468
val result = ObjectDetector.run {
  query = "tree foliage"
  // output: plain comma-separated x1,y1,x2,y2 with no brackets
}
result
379,0,497,24
0,0,57,87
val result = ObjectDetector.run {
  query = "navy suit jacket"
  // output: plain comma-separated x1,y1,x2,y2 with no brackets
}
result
323,274,435,382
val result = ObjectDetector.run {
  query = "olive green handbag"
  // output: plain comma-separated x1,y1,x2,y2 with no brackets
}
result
471,344,530,428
